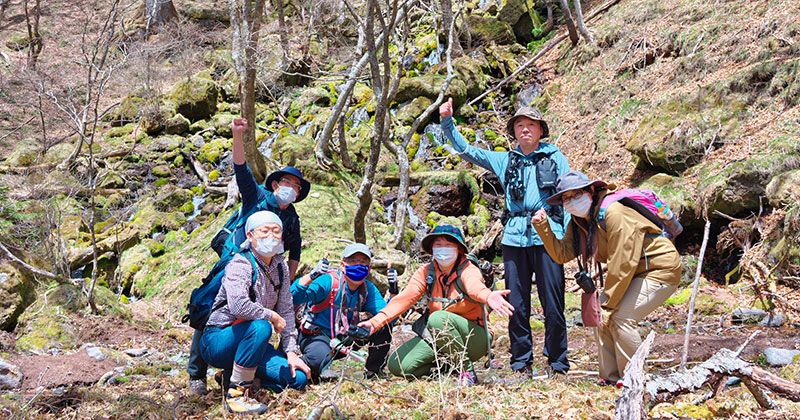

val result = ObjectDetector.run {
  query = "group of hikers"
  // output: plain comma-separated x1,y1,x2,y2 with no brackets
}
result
184,99,683,414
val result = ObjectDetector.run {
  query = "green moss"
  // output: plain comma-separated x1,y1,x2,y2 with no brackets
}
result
197,137,231,164
5,33,31,51
664,287,691,306
179,201,195,215
208,169,220,182
168,74,219,121
467,15,515,45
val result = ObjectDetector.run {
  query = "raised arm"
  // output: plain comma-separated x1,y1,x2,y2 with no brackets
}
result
439,98,508,177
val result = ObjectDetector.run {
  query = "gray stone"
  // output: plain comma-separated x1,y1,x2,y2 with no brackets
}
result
758,313,786,327
731,308,767,324
763,347,800,367
124,347,148,357
85,346,107,361
0,359,23,390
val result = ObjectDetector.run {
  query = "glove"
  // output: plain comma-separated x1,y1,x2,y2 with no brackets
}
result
310,257,330,279
387,268,399,295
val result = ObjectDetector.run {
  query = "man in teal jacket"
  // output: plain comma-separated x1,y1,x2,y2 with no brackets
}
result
291,243,391,381
439,98,571,376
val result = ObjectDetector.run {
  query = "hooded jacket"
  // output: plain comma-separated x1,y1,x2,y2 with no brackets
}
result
533,191,681,310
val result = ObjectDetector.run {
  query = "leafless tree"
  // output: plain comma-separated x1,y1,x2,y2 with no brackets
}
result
139,0,178,34
42,0,128,311
23,0,43,69
438,0,461,56
571,0,594,44
354,0,403,243
272,0,289,57
230,0,269,182
557,0,579,45
385,5,457,250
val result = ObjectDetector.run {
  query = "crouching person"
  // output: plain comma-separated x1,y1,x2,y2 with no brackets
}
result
531,171,680,386
201,211,309,415
357,225,514,386
291,243,391,382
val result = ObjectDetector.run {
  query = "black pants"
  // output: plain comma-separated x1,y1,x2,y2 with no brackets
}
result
298,325,391,381
503,244,569,372
188,328,207,380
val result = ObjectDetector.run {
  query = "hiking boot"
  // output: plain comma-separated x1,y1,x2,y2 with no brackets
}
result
214,370,231,390
364,369,386,380
457,370,478,387
224,382,268,415
188,378,207,396
319,368,341,382
496,366,533,385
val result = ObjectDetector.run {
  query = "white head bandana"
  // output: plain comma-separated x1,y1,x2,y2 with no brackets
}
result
239,211,283,251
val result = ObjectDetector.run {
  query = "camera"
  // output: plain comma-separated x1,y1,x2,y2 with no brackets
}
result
347,324,371,340
574,271,596,294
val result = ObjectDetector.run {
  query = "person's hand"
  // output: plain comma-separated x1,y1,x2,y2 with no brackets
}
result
356,320,375,336
486,290,515,316
287,351,311,378
387,268,399,295
310,258,330,278
439,97,454,119
269,311,286,334
231,118,248,139
532,209,548,225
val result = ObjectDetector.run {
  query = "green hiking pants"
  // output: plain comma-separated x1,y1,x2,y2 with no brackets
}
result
388,310,490,379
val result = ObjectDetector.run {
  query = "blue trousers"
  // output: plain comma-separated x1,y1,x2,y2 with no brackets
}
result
200,319,307,392
503,245,570,372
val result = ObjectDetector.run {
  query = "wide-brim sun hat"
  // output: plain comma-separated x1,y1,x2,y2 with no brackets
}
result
545,170,612,206
506,107,550,140
265,166,311,202
421,224,468,254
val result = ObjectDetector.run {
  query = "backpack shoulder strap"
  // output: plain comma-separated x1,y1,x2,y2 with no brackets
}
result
310,270,341,313
425,262,436,298
454,260,479,304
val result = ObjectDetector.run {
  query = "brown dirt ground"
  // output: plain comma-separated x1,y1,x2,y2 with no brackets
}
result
10,350,118,392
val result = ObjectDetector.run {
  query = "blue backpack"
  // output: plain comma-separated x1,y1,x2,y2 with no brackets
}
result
183,250,285,330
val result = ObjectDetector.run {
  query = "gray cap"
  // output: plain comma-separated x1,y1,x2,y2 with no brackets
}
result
342,243,372,260
545,171,612,206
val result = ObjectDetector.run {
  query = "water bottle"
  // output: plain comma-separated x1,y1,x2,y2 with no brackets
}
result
653,200,683,239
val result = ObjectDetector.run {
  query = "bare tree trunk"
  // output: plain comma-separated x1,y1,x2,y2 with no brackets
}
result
337,111,353,170
681,219,711,367
230,0,268,182
143,0,178,33
571,0,594,44
273,0,289,58
439,0,460,56
544,1,554,33
23,0,43,70
0,0,8,27
557,0,579,45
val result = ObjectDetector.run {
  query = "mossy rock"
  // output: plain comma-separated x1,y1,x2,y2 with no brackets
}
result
5,33,31,51
151,164,172,178
212,113,235,138
154,186,192,213
465,203,491,237
765,169,800,208
426,211,463,230
395,74,468,105
197,137,231,164
98,170,126,189
626,89,747,174
780,354,800,382
664,287,691,306
697,136,800,217
42,142,75,165
131,200,187,234
117,243,150,292
290,86,333,114
453,54,489,99
163,230,189,248
3,141,39,167
105,123,137,138
0,264,35,331
164,113,191,135
110,94,147,125
352,83,375,110
168,74,219,121
218,67,240,102
189,119,211,134
484,44,524,78
396,97,433,126
467,15,516,46
208,169,221,181
768,60,800,107
184,0,230,23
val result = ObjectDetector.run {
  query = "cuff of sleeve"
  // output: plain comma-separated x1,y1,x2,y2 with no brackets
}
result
370,312,389,331
441,116,454,127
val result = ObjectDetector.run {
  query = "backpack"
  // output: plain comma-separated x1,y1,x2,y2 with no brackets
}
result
597,189,683,240
183,251,285,330
299,270,367,338
503,151,563,225
209,189,279,258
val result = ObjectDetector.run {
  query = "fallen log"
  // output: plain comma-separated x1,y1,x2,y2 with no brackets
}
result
646,348,800,408
616,331,656,420
470,220,504,255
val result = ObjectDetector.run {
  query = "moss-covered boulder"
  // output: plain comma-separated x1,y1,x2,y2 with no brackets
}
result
0,264,35,331
412,171,479,218
3,141,40,167
453,54,489,99
197,137,231,164
98,170,126,189
396,74,468,105
5,33,31,51
155,186,193,213
396,97,433,126
168,75,219,121
290,87,333,117
467,15,516,46
164,113,191,135
697,136,800,216
626,90,747,174
766,169,800,208
183,0,230,24
212,113,235,138
117,243,150,293
110,94,147,125
781,354,800,382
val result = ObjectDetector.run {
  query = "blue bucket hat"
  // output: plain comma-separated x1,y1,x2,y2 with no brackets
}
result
421,224,468,254
265,166,311,202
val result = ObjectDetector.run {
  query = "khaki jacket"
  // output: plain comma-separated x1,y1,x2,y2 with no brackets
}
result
533,192,681,310
369,257,492,331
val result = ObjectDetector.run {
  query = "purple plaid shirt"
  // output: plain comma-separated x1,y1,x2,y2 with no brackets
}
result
206,253,298,353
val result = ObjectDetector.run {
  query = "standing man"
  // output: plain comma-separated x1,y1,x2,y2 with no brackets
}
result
188,118,311,395
439,98,571,378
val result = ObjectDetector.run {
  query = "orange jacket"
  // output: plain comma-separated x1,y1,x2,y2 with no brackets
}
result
368,257,492,331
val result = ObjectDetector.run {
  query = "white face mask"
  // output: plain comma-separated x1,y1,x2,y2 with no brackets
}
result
563,193,592,218
432,246,458,268
274,186,298,206
254,236,284,257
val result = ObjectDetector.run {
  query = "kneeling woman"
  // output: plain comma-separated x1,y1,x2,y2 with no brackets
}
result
531,171,681,385
358,225,514,386
201,211,309,415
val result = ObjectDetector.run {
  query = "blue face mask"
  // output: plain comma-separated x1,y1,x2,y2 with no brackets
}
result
344,264,370,282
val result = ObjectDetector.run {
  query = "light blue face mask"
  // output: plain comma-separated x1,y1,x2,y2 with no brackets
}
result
274,186,298,206
254,236,283,257
432,246,458,267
